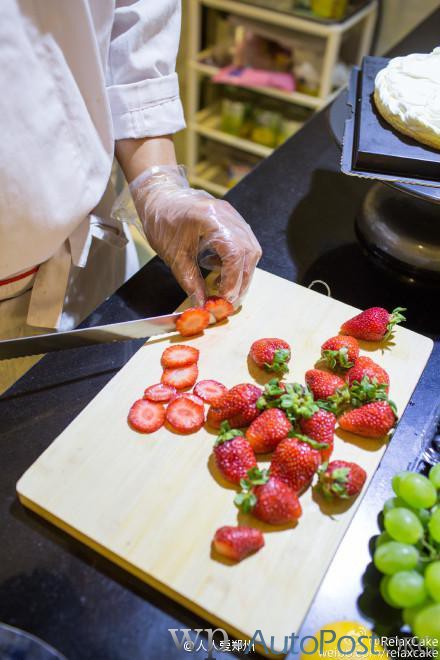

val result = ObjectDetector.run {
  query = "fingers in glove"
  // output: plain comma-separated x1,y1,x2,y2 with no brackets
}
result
170,254,206,307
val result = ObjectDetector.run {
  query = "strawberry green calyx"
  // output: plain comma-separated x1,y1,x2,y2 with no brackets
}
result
215,421,244,446
349,376,388,408
318,463,351,499
234,467,269,513
316,385,350,415
279,383,318,420
321,346,354,370
290,432,329,451
257,378,285,410
385,307,406,340
264,349,291,375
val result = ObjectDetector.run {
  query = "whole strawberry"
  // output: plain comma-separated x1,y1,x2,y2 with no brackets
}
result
246,408,292,453
341,307,406,341
270,435,322,494
214,383,262,428
212,525,264,562
305,369,347,400
249,338,291,375
321,336,360,369
235,468,302,525
318,460,367,499
347,356,390,389
338,401,397,438
300,409,336,462
213,422,257,484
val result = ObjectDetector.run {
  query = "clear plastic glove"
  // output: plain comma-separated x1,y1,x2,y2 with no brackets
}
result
128,165,262,306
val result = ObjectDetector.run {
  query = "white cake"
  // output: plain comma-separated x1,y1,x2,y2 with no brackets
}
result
374,47,440,150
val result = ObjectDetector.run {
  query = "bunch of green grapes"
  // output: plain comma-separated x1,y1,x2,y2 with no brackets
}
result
374,463,440,646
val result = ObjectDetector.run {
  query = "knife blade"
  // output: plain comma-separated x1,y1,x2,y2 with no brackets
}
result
0,313,182,359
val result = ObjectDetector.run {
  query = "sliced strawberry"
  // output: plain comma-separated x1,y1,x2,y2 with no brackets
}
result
143,383,177,403
128,399,165,433
204,296,234,321
161,364,198,390
212,526,264,562
176,307,210,337
161,345,199,368
194,380,227,405
171,392,205,409
166,396,205,433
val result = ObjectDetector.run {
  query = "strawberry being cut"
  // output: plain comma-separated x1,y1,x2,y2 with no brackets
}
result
320,335,360,370
249,338,291,375
216,383,262,428
340,307,406,342
270,435,322,494
194,380,227,405
165,396,205,433
299,409,336,462
143,383,177,403
213,422,257,484
161,363,198,390
128,399,165,433
346,356,390,389
204,296,234,322
161,344,199,368
305,369,347,401
212,525,264,562
338,400,397,438
235,467,302,525
245,408,292,454
176,307,210,337
318,460,367,499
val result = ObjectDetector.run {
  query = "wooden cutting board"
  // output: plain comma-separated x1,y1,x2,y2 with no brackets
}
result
17,269,433,656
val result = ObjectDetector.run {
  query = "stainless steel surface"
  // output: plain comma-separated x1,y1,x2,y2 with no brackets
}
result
0,313,181,359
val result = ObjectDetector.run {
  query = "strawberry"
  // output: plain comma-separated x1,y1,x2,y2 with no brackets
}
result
143,383,177,403
128,399,165,433
206,406,226,429
161,345,199,368
235,468,302,525
249,338,291,375
270,435,323,493
318,460,367,499
213,422,257,484
212,525,264,562
216,383,262,428
245,408,292,453
346,356,390,389
257,381,318,424
161,364,198,390
305,369,347,400
341,307,406,341
320,335,360,369
165,396,205,433
299,409,335,462
194,380,227,405
176,307,210,337
338,400,397,438
170,392,205,408
204,296,234,321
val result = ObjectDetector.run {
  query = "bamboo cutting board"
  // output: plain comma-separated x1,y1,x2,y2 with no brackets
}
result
17,269,433,656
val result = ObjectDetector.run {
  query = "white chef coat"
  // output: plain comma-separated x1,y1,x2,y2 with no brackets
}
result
0,0,185,329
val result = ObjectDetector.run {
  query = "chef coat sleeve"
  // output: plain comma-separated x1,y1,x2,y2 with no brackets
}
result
107,0,186,139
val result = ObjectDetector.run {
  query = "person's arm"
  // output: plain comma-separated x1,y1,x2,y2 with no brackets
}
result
115,136,177,183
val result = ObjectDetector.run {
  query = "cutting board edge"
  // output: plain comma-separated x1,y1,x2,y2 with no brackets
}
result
16,489,286,658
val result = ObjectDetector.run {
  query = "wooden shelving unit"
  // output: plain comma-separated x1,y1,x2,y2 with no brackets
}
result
186,0,378,194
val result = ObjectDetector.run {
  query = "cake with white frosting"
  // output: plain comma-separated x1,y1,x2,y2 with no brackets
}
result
374,47,440,150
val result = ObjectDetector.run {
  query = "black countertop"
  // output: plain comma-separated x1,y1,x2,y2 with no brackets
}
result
2,11,440,660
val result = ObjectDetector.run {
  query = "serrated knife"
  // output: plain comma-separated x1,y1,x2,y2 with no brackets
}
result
0,313,182,360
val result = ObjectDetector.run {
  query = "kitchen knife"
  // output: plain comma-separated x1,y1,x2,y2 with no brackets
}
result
0,313,182,359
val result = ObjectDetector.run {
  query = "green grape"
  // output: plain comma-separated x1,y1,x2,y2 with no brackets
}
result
416,508,431,526
384,507,424,544
425,562,440,603
380,575,400,608
392,471,413,497
429,463,440,490
428,508,440,543
376,531,392,548
413,603,440,645
400,473,437,509
403,600,432,627
388,570,427,608
383,496,406,513
374,542,419,575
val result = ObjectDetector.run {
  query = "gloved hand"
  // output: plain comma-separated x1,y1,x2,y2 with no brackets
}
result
129,165,262,306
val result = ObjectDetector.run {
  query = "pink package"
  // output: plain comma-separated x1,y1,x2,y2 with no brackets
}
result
213,66,295,93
